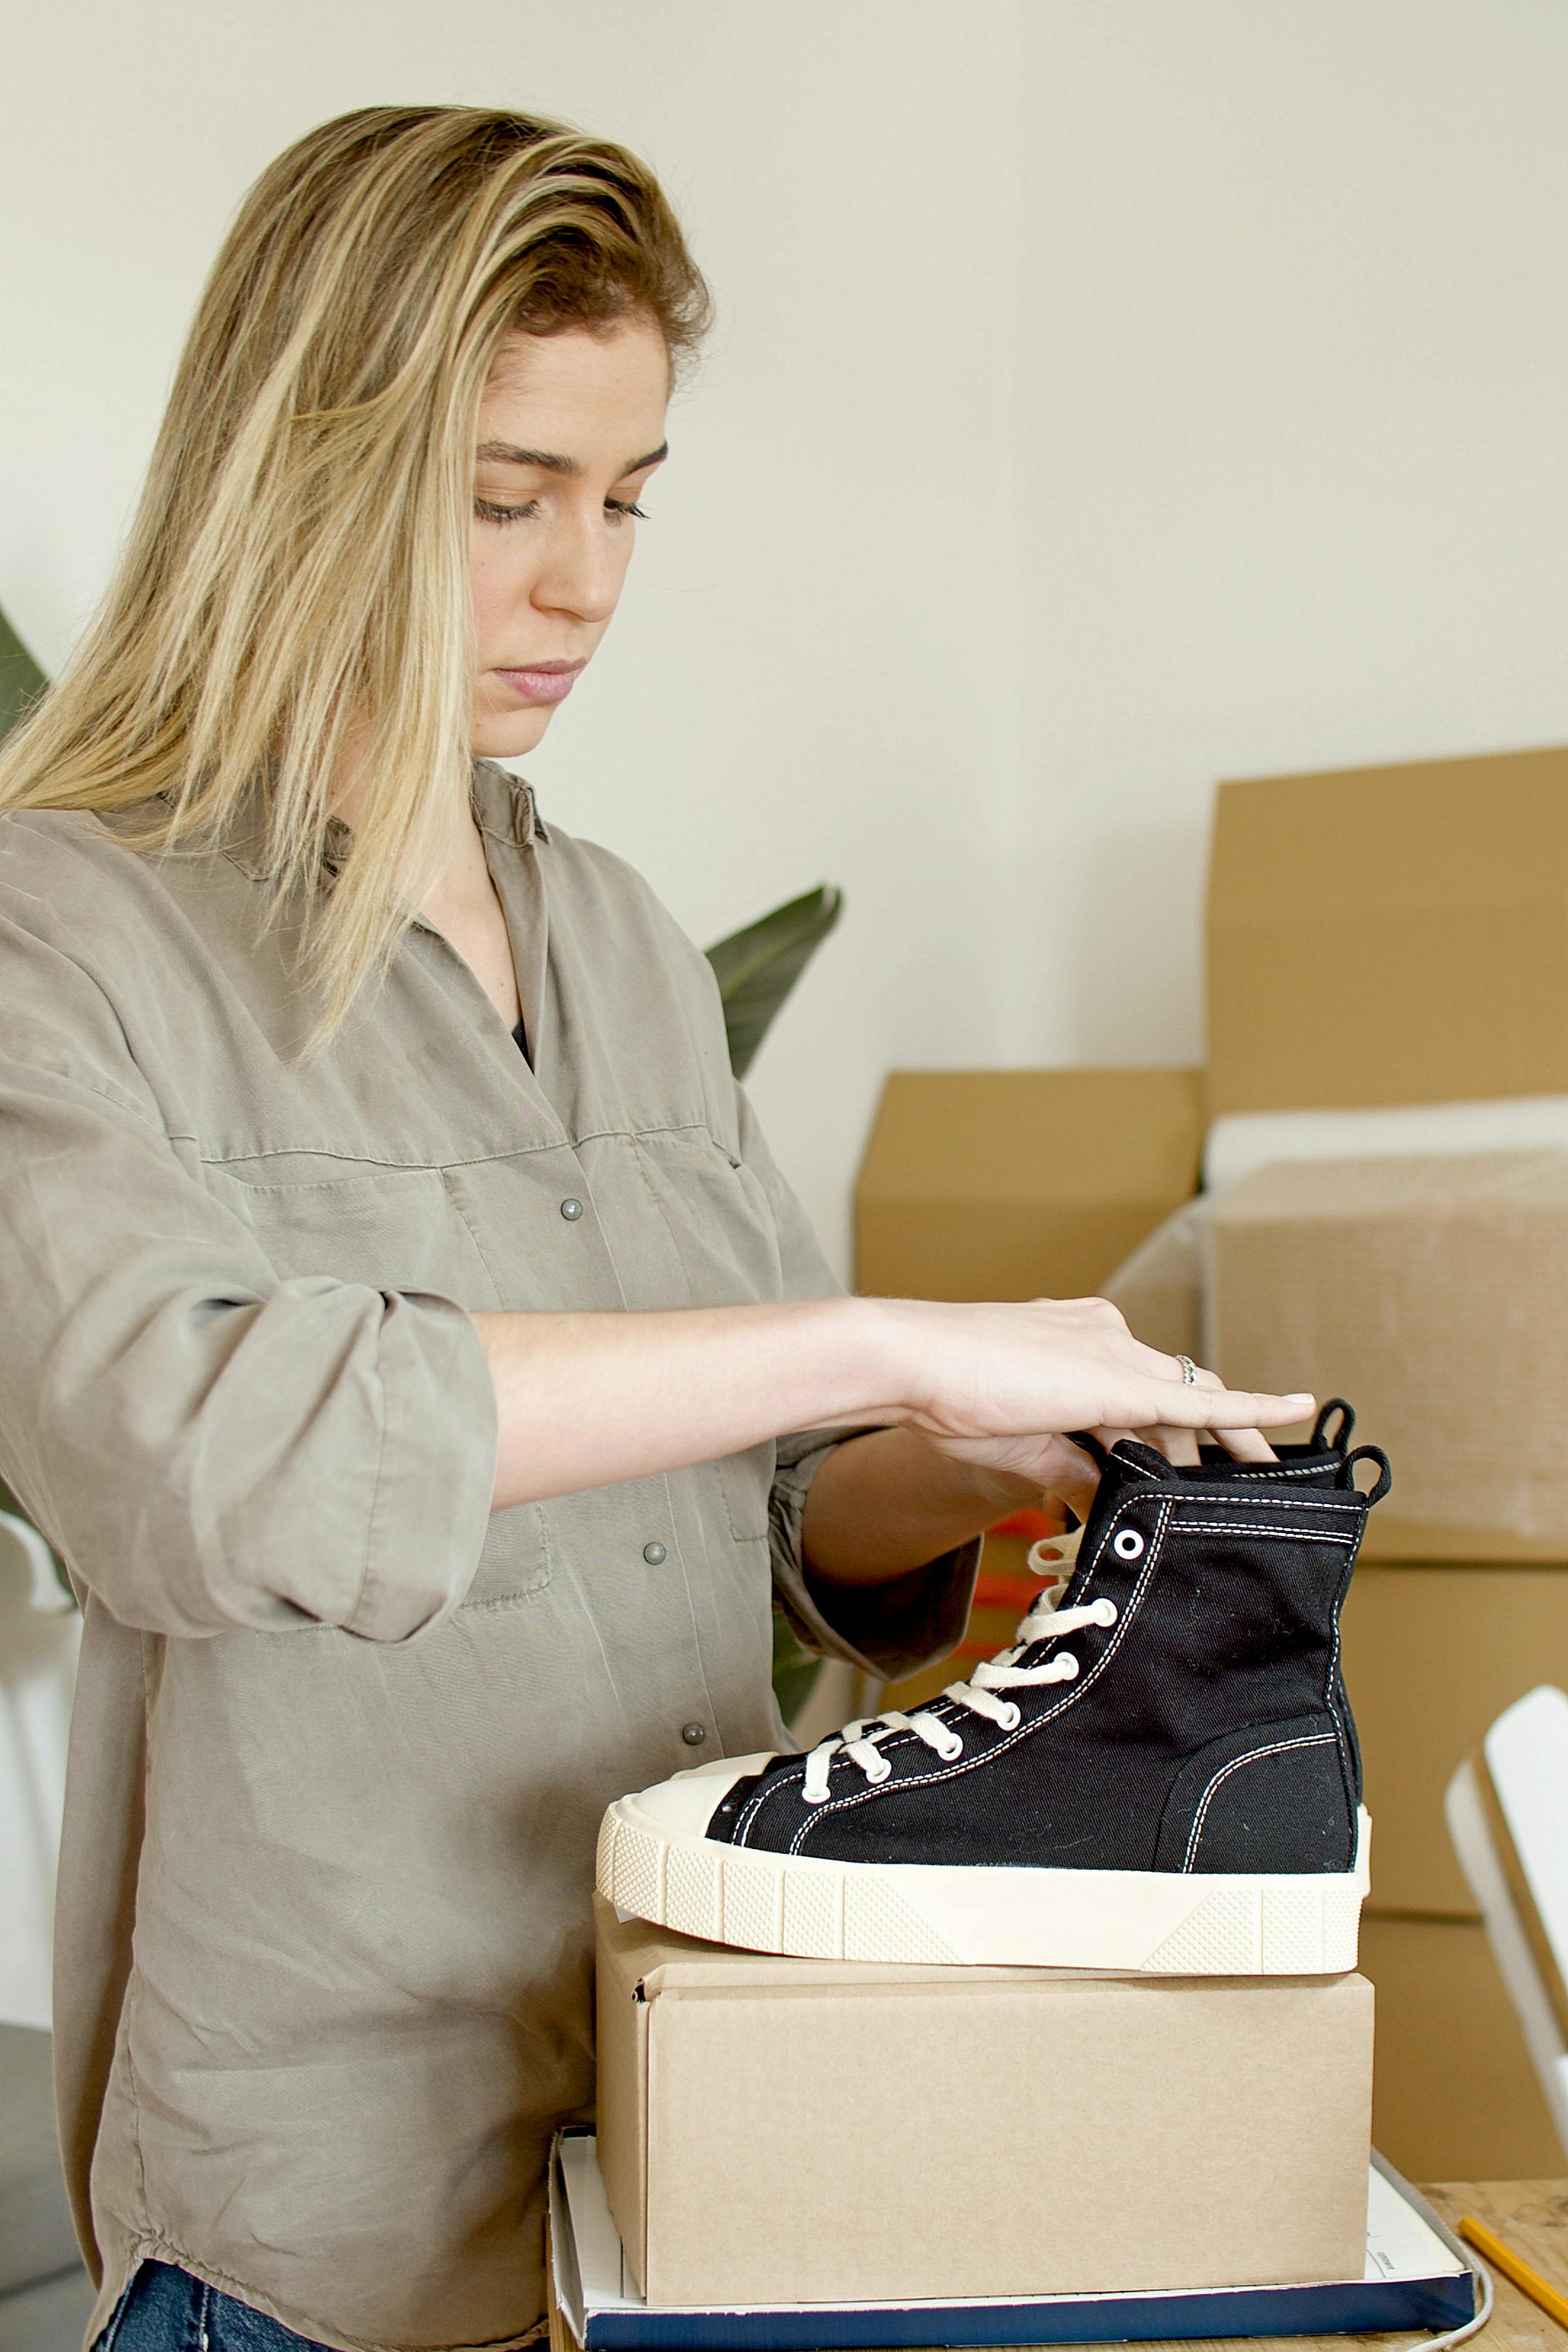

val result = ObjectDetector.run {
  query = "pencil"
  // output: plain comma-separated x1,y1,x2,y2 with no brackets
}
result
1458,2215,1568,2333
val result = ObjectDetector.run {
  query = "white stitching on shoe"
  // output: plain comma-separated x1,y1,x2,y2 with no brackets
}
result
1183,1731,1338,1870
1172,1522,1349,1541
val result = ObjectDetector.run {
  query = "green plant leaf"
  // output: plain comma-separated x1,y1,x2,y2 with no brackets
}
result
706,883,844,1720
0,600,48,744
771,1608,825,1728
0,1471,75,1607
704,883,843,1081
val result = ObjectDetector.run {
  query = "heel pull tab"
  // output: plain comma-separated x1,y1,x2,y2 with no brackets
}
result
1312,1398,1356,1451
1338,1444,1392,1506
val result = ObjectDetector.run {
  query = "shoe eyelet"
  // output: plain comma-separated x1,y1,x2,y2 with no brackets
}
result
1094,1598,1119,1626
997,1702,1022,1731
1113,1527,1146,1561
866,1756,892,1784
801,1787,830,1805
938,1735,963,1763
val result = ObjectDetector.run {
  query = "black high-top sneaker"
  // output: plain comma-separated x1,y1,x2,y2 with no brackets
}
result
598,1402,1387,1972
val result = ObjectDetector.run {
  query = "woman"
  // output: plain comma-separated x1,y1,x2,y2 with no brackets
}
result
0,107,1306,2352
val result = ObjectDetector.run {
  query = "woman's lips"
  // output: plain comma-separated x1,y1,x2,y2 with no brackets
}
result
495,661,584,706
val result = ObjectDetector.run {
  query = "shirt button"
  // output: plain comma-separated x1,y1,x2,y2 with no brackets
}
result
559,1197,584,1221
642,1541,667,1564
681,1721,707,1747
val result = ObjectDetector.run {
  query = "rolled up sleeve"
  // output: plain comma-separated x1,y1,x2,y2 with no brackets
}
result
732,1077,981,1684
0,942,497,1643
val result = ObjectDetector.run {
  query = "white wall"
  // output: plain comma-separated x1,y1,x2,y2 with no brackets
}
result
4,3,1567,1275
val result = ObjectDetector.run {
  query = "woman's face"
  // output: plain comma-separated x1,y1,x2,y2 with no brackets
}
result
468,317,671,758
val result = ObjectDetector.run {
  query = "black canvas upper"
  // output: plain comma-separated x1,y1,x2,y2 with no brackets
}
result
708,1402,1387,1875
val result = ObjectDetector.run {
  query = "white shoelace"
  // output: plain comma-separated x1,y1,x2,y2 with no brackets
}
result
799,1538,1119,1805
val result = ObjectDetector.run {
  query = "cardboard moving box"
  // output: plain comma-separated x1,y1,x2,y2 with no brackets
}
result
1206,744,1568,1117
1209,1151,1568,1556
1358,1914,1566,2182
1342,1565,1568,1917
854,1068,1201,1304
595,1897,1372,2309
1103,1197,1207,1360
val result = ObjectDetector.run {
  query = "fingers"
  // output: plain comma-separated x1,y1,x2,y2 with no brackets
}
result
1155,1424,1202,1466
1174,1362,1277,1461
1212,1424,1279,1463
1043,1450,1100,1522
1140,1381,1314,1429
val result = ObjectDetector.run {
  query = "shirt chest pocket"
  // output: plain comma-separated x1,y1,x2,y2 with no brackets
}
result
211,1162,502,1302
208,1161,551,1608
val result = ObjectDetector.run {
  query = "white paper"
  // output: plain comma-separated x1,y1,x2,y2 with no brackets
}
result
552,2133,1464,2329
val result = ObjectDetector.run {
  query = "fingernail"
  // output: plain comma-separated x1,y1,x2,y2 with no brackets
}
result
1283,1393,1315,1405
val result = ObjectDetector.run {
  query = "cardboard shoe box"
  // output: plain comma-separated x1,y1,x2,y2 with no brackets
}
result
854,1068,1201,1304
595,1896,1372,2309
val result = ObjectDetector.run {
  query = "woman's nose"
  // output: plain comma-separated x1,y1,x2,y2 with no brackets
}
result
531,513,624,625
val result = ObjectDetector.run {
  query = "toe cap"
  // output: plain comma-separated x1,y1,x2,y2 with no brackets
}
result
622,1749,777,1837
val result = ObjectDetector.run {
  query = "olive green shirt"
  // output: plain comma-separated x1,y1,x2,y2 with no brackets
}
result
0,764,978,2352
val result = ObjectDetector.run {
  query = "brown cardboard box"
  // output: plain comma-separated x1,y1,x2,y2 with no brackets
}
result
595,1895,1372,2308
1209,1151,1568,1557
1103,1198,1206,1360
1342,1565,1568,1917
1206,744,1568,1118
854,1069,1201,1303
1358,1915,1565,2181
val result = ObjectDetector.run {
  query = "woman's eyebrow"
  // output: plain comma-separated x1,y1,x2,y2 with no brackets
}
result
476,439,669,476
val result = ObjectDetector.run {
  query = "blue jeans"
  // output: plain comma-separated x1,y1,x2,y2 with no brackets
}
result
93,2260,335,2352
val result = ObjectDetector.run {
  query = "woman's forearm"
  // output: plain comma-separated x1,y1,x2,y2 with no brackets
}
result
800,1424,1029,1586
471,1291,1305,1514
471,1297,897,1508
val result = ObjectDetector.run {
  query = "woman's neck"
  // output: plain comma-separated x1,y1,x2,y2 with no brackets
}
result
334,740,523,1032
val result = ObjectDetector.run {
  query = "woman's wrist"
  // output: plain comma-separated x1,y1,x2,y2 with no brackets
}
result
830,1294,925,1425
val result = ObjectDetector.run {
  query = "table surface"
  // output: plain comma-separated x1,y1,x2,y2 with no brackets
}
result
1090,2180,1568,2352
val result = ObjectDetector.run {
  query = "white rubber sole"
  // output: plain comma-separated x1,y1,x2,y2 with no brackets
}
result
597,1799,1372,1973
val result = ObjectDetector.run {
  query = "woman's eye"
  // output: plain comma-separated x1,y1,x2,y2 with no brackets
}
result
473,496,648,526
473,497,540,526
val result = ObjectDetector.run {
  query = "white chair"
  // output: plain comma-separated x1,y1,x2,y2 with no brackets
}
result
0,1509,80,2032
1445,1683,1568,2160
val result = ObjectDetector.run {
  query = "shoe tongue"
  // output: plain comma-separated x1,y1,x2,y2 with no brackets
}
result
1055,1442,1169,1609
991,1442,1173,1675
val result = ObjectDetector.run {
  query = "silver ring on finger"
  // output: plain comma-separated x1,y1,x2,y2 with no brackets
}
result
1177,1353,1198,1387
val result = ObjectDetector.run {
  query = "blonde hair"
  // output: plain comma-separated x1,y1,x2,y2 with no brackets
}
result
0,107,709,1037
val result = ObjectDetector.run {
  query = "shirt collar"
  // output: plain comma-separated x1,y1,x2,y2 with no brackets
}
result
216,759,548,885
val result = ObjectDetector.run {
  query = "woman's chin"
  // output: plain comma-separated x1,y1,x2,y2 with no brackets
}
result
470,702,558,760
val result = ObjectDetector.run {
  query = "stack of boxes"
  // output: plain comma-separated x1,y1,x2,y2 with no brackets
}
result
854,743,1568,2181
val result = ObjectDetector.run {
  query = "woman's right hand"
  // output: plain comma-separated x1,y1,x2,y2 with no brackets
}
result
867,1292,1312,1452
